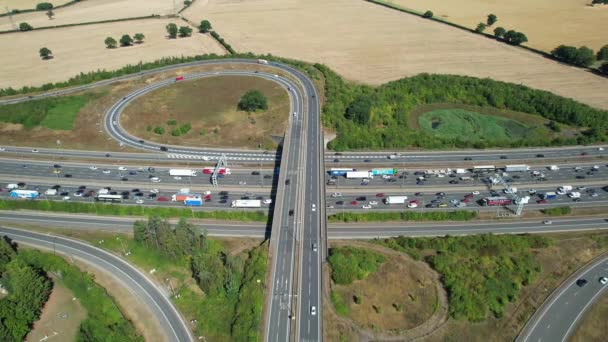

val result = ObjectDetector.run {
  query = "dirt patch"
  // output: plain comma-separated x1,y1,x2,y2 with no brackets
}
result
0,18,224,89
184,0,608,110
571,291,608,342
121,75,290,149
388,0,608,52
26,274,87,342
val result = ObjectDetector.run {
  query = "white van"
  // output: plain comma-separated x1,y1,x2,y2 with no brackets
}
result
6,184,18,189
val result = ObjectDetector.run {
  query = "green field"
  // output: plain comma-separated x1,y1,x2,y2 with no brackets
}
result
0,93,98,130
418,109,533,142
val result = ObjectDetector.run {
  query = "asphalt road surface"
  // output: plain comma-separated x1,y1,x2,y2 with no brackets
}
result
517,254,608,342
0,226,193,342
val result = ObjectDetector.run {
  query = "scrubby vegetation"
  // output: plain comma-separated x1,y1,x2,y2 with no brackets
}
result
328,246,386,285
541,206,572,216
379,234,551,321
328,210,477,223
316,64,607,150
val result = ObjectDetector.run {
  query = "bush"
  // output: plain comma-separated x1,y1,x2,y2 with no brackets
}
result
179,122,192,134
184,0,192,6
178,26,193,37
331,291,350,316
423,10,433,18
238,90,268,111
167,119,177,125
487,14,497,26
493,27,506,39
171,128,181,136
36,2,53,10
475,23,486,33
104,36,117,49
597,45,608,61
551,45,596,67
503,30,527,45
328,210,477,223
153,126,165,135
146,124,152,131
19,22,34,31
199,20,212,33
328,246,385,285
601,62,608,75
119,34,133,47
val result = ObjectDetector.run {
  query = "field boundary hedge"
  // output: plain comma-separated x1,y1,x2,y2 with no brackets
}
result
0,199,268,222
0,14,161,34
0,0,84,18
328,210,477,223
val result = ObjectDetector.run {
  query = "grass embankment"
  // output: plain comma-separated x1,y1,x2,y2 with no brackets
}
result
317,64,607,150
328,210,477,223
328,246,385,316
378,234,550,321
96,217,267,340
541,206,572,216
0,199,268,222
0,93,100,130
121,75,289,149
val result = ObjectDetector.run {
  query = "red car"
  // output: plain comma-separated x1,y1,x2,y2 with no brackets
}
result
464,194,474,199
157,196,169,202
462,198,470,203
409,200,419,204
536,199,548,204
350,201,358,205
376,193,385,198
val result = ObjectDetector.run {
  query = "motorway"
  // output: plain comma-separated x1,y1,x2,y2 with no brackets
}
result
0,226,193,342
517,254,608,342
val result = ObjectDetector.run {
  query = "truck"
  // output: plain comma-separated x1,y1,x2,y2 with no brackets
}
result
98,188,109,195
503,187,518,194
184,196,203,206
568,192,581,198
371,168,397,176
6,184,19,190
231,199,262,208
45,189,57,196
328,168,354,176
516,196,531,204
483,196,512,206
172,189,191,202
459,176,473,181
169,169,197,177
384,196,408,205
202,167,231,175
346,171,373,179
257,59,269,65
542,192,557,200
425,169,447,176
455,168,468,174
9,190,39,199
549,165,560,171
505,165,530,172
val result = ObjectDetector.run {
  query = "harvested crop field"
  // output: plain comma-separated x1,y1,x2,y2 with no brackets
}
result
0,18,224,89
1,0,71,12
0,0,176,31
121,75,290,149
387,0,608,52
184,0,608,110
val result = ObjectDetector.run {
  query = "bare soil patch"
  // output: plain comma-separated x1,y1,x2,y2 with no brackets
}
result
0,0,176,31
184,0,608,110
0,18,224,89
388,0,608,52
121,75,289,149
571,291,608,342
26,275,87,342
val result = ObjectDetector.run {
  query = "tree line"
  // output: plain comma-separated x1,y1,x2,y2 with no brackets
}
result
105,33,145,48
551,44,608,68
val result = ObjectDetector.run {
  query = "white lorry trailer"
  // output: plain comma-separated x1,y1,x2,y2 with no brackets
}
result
384,196,408,204
169,169,197,177
505,165,530,172
231,200,262,208
346,171,373,179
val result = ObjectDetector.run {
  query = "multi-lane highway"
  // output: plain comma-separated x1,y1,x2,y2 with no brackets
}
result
517,254,608,342
0,226,193,342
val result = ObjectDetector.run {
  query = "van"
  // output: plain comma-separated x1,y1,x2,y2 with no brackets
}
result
6,184,19,189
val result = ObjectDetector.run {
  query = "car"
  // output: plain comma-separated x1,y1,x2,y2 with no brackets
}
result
464,194,474,199
148,167,156,173
572,198,581,202
464,157,472,161
528,189,537,194
364,159,372,163
112,121,117,125
590,193,599,197
500,155,507,159
356,196,367,201
105,153,111,157
238,180,246,185
333,158,340,163
543,220,552,225
102,169,111,174
311,204,316,211
289,209,294,216
438,203,448,207
285,179,290,185
331,192,343,197
263,199,272,204
128,171,137,176
312,243,318,252
263,175,272,179
160,146,168,152
174,176,182,180
118,166,127,171
156,196,169,201
121,177,128,181
576,279,588,287
62,196,70,200
31,149,39,153
252,171,260,175
387,178,397,183
449,180,459,184
53,164,62,169
362,205,372,209
350,201,358,205
471,191,480,195
311,306,316,316
536,154,545,158
52,169,61,174
51,185,61,190
600,277,608,285
89,166,98,170
436,192,445,197
376,193,385,198
581,152,588,156
369,201,378,206
0,147,4,151
575,175,586,179
74,192,83,197
293,112,297,117
136,199,144,204
599,147,605,151
64,174,72,178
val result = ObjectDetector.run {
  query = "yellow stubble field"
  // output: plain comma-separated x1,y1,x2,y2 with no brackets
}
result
183,0,608,110
0,0,177,31
0,0,71,12
0,18,225,88
388,0,608,52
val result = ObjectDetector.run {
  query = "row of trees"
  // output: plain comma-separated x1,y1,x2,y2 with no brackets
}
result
551,44,608,72
104,33,145,48
166,23,192,38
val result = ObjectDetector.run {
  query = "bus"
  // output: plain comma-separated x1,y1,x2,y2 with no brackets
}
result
328,168,354,176
96,194,123,203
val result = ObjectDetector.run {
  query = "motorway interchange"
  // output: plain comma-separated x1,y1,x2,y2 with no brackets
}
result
0,59,607,342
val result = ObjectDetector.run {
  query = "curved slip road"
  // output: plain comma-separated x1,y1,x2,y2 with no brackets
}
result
0,226,194,342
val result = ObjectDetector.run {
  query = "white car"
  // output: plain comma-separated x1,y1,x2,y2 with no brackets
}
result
31,149,39,153
112,121,117,125
310,306,316,315
102,169,111,174
0,147,5,151
543,220,552,225
238,180,247,185
173,176,182,180
368,201,378,206
311,204,316,212
312,243,318,252
600,277,608,285
74,192,83,197
150,177,161,183
118,166,127,171
202,156,210,161
528,189,537,194
407,203,418,208
136,199,144,204
598,147,605,151
150,189,159,194
263,199,272,204
293,112,297,117
471,191,480,195
331,192,342,197
89,166,98,170
62,196,70,201
361,204,372,209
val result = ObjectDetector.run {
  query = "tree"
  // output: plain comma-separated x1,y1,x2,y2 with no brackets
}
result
119,34,133,47
600,62,608,75
423,10,433,18
573,46,595,67
46,9,54,19
39,47,52,59
199,20,212,33
475,23,487,33
36,2,54,10
178,26,193,37
133,33,145,44
487,14,497,26
174,218,198,256
166,23,178,38
238,90,268,111
493,27,506,39
345,95,372,125
596,44,608,61
19,22,33,31
0,237,16,274
552,45,578,62
551,45,595,67
104,36,117,48
504,30,527,45
184,0,192,6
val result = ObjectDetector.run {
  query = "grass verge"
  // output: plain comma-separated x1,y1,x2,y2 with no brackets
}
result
0,199,268,222
328,210,477,223
541,206,572,216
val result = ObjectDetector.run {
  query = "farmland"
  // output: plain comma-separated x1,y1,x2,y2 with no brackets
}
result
184,0,608,110
387,0,608,52
0,0,176,31
0,18,224,89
